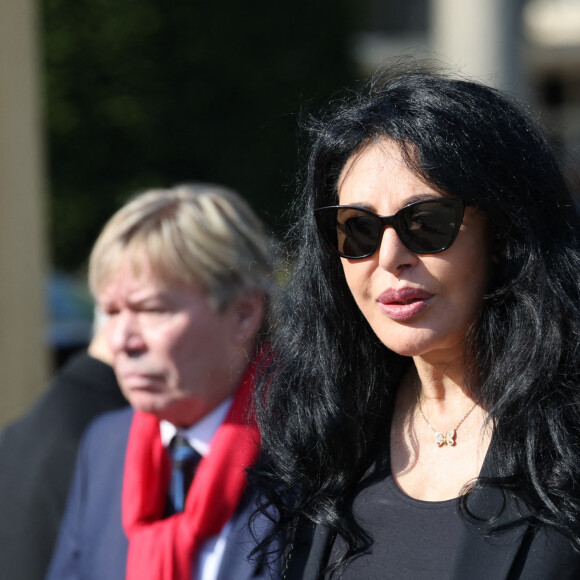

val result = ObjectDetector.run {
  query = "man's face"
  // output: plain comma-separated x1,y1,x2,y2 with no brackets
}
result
97,255,254,427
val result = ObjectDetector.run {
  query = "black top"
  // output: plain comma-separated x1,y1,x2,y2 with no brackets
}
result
284,446,580,580
327,465,462,579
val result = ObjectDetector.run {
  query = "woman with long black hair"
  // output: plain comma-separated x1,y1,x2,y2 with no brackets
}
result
250,66,580,579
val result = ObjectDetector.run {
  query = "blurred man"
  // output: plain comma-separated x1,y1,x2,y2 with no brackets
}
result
47,184,278,580
0,317,127,580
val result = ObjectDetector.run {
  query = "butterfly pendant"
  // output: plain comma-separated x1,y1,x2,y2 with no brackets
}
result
434,429,456,447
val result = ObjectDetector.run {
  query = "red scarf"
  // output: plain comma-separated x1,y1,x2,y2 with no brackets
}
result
122,362,260,580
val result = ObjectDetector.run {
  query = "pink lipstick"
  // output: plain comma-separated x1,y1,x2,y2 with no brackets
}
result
377,287,433,320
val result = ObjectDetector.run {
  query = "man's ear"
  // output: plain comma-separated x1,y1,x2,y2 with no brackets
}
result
229,289,265,345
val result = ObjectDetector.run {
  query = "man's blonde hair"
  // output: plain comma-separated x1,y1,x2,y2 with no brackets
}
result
89,183,278,335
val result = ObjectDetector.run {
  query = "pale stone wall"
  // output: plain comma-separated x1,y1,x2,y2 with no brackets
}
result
0,0,50,427
430,0,525,95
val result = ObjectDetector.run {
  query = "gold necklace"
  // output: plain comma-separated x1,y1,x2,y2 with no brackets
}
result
415,383,479,447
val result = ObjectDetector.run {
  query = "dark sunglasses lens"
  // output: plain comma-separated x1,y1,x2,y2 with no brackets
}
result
398,200,462,253
315,207,381,258
337,210,382,257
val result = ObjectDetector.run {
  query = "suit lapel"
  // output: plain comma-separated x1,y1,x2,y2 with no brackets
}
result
216,492,294,580
450,456,531,580
283,522,330,580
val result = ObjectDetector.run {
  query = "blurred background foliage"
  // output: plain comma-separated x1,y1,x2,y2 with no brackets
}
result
41,0,365,272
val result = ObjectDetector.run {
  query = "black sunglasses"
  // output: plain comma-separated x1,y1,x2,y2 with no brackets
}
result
315,198,465,258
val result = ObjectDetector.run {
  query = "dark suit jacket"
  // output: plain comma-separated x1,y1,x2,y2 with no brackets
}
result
46,407,276,580
0,352,127,580
284,466,580,580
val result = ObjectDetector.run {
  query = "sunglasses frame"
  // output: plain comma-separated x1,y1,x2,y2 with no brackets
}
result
315,198,466,259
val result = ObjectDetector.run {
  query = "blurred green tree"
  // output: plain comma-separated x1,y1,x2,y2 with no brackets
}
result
41,0,362,271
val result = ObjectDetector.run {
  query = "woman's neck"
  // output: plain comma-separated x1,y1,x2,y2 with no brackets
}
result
412,354,475,402
389,359,490,502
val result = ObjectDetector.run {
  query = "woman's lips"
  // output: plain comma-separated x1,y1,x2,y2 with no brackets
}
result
377,287,433,320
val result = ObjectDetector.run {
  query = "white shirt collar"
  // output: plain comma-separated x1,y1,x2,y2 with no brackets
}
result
159,396,234,457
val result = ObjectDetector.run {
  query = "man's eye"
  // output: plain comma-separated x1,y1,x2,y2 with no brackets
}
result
142,306,169,314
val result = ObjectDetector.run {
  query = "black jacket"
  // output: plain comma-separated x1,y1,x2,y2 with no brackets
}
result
0,352,127,580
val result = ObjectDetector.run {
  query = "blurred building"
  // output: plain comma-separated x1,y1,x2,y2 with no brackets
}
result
524,0,580,173
353,0,580,192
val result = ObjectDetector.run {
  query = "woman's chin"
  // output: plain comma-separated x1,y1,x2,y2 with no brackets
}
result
379,334,464,361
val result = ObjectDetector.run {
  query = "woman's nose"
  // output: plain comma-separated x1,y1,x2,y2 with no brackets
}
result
377,226,417,273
